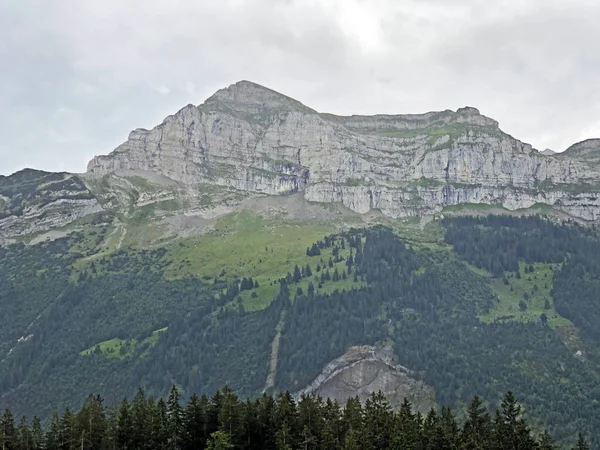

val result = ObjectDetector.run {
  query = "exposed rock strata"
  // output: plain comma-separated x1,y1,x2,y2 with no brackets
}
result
4,81,600,239
296,344,435,412
87,81,600,221
0,170,102,237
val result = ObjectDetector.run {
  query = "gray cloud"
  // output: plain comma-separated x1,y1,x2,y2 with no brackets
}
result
1,0,599,175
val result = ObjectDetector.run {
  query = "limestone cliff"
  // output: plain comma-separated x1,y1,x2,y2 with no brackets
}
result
86,80,600,221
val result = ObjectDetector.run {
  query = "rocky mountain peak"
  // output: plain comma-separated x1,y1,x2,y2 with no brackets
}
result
454,106,499,127
79,81,600,224
203,80,315,115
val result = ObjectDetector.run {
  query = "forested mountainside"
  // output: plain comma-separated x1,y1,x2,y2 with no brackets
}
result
1,214,600,448
4,82,600,449
0,387,590,450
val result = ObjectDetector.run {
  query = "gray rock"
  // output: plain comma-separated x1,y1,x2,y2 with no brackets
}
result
86,80,600,222
295,344,435,412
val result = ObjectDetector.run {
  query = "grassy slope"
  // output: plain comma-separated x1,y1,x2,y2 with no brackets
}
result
163,212,363,311
80,327,168,359
481,262,571,328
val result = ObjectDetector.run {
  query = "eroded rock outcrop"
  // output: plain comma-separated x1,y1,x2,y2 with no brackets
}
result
0,170,102,237
86,81,600,221
295,344,435,413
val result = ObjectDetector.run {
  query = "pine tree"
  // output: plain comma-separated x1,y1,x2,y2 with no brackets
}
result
218,387,243,445
293,265,302,283
44,414,61,450
538,430,558,450
390,397,420,449
149,398,169,450
333,268,340,282
274,392,298,450
116,400,133,450
461,395,492,449
129,390,148,450
363,392,392,450
298,394,322,450
167,386,184,450
304,265,312,277
493,392,535,450
0,410,15,450
31,417,42,450
16,416,32,450
572,433,590,450
74,394,106,450
182,394,207,450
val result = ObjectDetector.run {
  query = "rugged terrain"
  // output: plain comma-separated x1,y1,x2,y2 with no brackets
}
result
3,81,600,241
2,81,600,447
296,344,436,412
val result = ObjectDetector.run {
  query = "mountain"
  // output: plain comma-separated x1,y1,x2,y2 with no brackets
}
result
4,81,600,241
2,81,600,447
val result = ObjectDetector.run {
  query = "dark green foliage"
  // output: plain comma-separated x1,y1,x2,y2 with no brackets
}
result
3,217,600,448
0,388,588,450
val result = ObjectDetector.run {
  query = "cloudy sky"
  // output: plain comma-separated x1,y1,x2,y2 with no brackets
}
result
2,0,600,175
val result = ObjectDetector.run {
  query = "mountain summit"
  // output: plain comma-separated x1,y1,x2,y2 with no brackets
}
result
85,81,600,223
3,81,600,239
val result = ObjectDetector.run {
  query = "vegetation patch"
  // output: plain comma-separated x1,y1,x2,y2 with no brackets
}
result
344,177,363,187
479,262,571,328
80,327,168,359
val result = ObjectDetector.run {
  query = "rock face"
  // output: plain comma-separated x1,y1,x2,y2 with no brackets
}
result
0,170,102,237
86,80,600,221
296,344,435,413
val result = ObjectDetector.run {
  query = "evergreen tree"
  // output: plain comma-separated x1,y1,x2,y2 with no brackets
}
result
390,398,420,450
44,414,61,450
183,394,207,450
116,400,133,450
305,265,313,277
16,416,32,450
76,394,106,450
493,391,535,450
363,391,393,450
461,395,492,449
0,410,15,450
333,268,340,282
538,430,558,450
129,390,148,450
274,392,298,450
167,386,184,450
293,265,302,283
31,417,43,450
218,387,243,445
572,433,590,450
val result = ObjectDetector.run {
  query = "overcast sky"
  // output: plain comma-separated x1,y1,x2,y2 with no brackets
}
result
2,0,600,175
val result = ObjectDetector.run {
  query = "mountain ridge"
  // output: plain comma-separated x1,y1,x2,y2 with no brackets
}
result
2,80,600,242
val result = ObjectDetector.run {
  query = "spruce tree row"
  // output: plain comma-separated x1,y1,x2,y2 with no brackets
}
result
0,387,590,450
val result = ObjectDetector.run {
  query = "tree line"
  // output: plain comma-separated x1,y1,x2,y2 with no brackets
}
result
0,386,591,450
